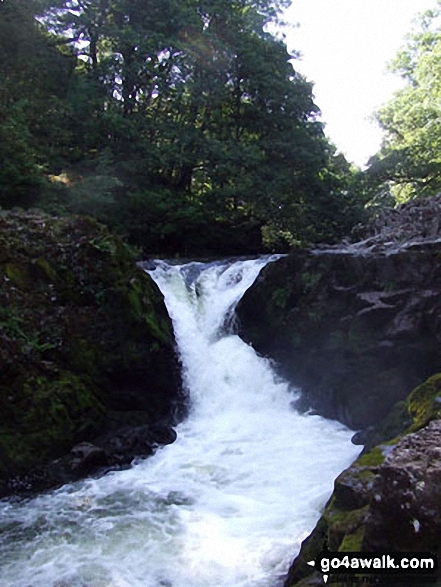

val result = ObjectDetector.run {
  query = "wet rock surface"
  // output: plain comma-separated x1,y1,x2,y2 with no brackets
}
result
364,420,441,553
237,240,441,430
4,421,178,495
0,210,183,496
285,412,441,587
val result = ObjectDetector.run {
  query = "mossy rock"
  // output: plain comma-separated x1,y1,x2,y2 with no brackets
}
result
338,524,365,552
355,447,385,468
285,453,378,586
0,372,104,477
286,374,441,586
362,373,441,450
0,210,180,485
326,502,368,552
407,373,441,431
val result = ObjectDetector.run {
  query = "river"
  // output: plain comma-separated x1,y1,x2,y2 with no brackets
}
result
0,256,360,587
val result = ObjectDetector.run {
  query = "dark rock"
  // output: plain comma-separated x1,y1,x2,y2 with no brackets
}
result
364,420,441,554
352,193,441,245
69,442,108,475
0,210,184,496
351,427,374,446
333,467,374,510
284,378,441,586
1,421,179,496
237,241,441,430
97,423,177,466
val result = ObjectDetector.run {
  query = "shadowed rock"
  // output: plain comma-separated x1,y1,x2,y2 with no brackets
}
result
237,242,441,430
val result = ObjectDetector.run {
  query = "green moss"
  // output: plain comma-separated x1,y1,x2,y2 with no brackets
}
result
68,338,99,376
356,447,385,467
5,262,29,287
369,371,441,446
0,433,36,476
0,307,27,340
0,210,178,482
407,373,441,431
89,235,118,255
0,307,56,353
33,257,58,283
326,501,367,528
338,524,365,552
271,286,291,310
380,400,408,435
300,270,322,294
0,372,105,475
354,468,376,482
128,286,144,319
321,496,369,551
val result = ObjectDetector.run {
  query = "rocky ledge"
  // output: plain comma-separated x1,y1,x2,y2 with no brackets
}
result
285,374,441,587
0,210,183,496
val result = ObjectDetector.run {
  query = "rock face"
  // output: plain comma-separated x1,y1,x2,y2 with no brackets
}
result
364,420,441,554
237,240,441,430
285,391,441,586
7,422,179,494
352,192,441,244
0,210,183,495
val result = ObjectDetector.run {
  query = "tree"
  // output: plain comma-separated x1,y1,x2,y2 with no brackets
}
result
368,2,441,203
0,0,361,252
0,0,76,206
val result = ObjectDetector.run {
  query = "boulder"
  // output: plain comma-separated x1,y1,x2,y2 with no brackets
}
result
364,420,441,554
284,375,441,587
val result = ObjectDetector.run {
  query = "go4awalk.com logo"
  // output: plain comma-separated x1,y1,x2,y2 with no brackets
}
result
308,551,438,583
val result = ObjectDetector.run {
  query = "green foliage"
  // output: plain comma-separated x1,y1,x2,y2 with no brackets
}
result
367,3,441,204
407,372,441,430
0,0,76,207
0,0,365,253
0,210,177,477
0,372,105,476
0,104,45,207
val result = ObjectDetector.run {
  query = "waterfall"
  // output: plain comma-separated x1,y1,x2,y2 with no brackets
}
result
0,256,360,587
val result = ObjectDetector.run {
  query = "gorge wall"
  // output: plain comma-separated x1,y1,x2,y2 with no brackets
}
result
0,210,183,496
283,373,441,587
237,239,441,431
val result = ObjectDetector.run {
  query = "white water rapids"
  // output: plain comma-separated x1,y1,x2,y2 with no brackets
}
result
0,256,360,587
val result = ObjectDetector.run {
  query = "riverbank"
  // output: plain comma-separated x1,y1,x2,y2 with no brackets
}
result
0,210,184,496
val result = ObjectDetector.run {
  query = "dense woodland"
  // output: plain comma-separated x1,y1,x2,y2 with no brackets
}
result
1,0,441,255
366,2,441,206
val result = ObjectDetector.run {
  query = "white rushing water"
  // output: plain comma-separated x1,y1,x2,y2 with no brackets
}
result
0,256,360,587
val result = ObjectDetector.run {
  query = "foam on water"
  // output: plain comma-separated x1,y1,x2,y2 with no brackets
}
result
0,256,360,587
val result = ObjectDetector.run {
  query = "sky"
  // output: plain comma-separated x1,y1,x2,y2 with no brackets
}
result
281,0,437,167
